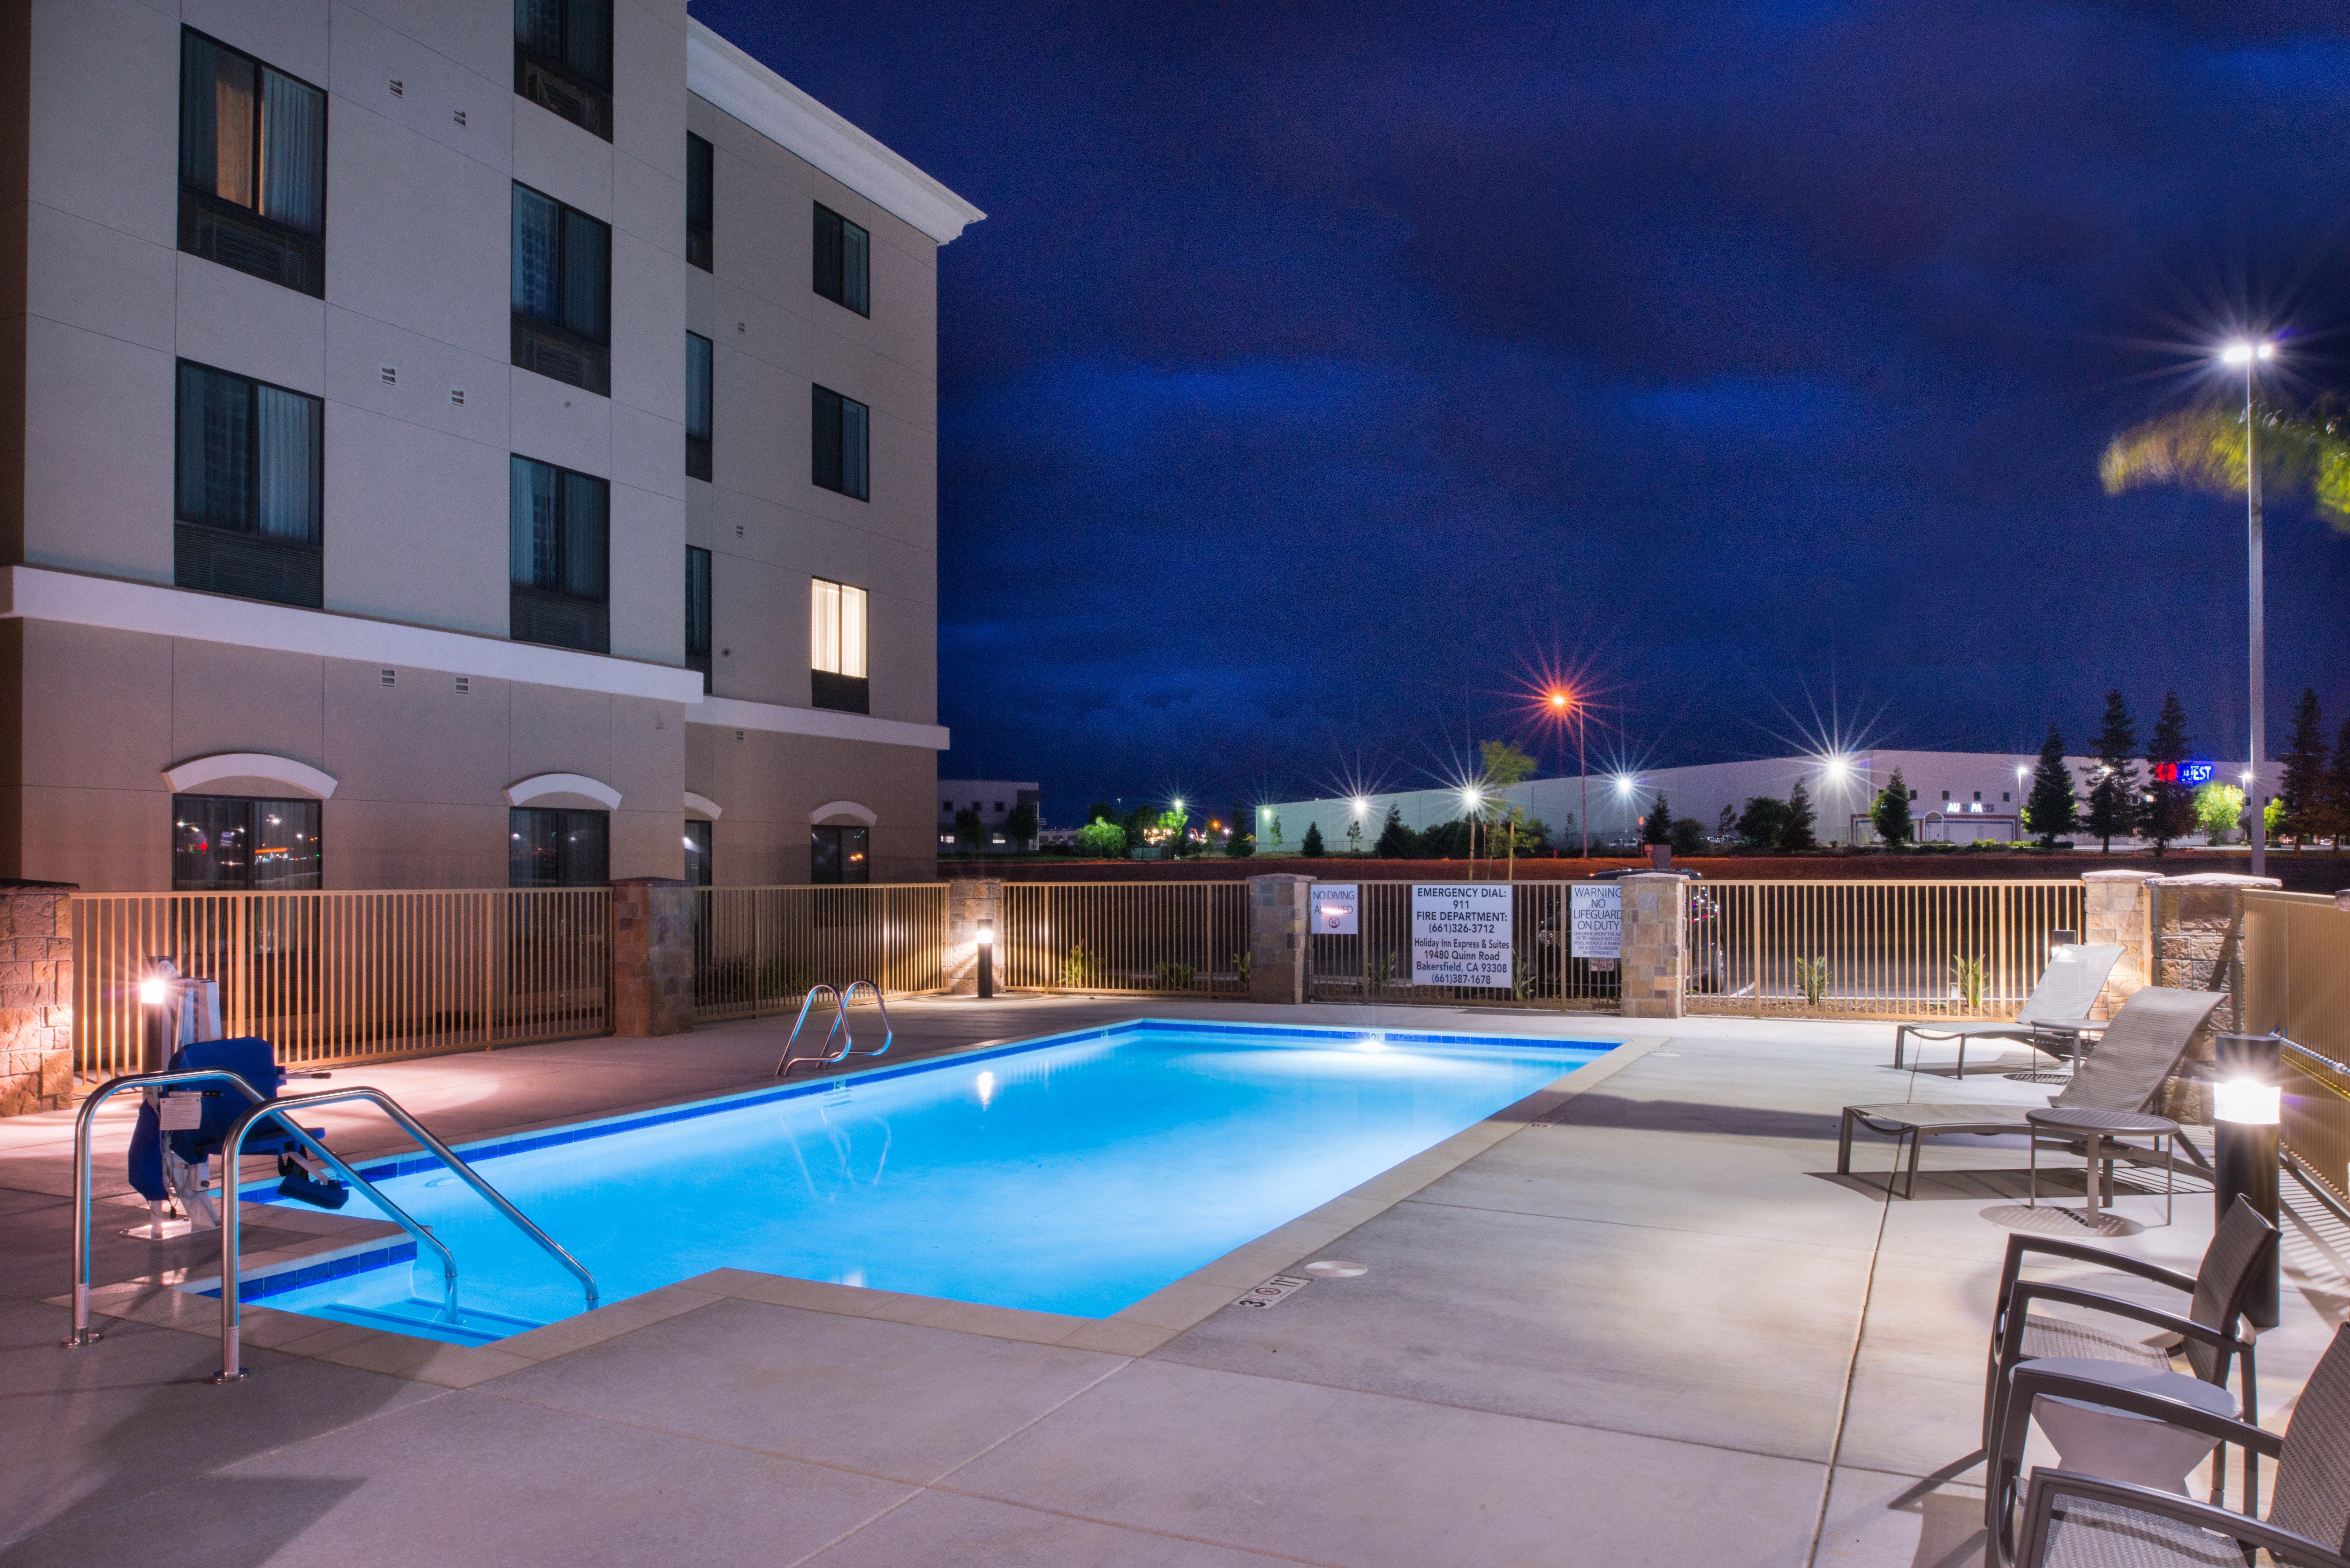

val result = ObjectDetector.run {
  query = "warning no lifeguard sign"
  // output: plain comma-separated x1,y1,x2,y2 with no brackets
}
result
1411,884,1512,988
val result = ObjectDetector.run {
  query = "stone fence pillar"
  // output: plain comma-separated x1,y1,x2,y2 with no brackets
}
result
946,877,1003,995
0,882,74,1116
1618,872,1687,1020
609,878,694,1037
2080,869,2158,1019
1246,875,1312,1004
2147,872,2280,1123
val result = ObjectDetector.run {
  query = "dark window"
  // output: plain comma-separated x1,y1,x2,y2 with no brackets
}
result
513,0,611,139
811,385,869,501
813,202,870,316
509,808,609,887
174,361,322,607
686,132,714,270
684,818,712,887
510,456,609,653
811,824,869,885
685,545,711,692
512,184,610,394
685,332,712,480
178,30,325,297
173,795,322,891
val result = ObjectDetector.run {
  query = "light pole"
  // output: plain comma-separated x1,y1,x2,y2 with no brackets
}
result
1549,690,1589,859
2220,337,2275,875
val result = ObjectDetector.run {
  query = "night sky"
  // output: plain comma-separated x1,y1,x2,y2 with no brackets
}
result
694,0,2350,824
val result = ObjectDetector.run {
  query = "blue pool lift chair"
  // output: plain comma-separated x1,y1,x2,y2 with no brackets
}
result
126,1036,345,1224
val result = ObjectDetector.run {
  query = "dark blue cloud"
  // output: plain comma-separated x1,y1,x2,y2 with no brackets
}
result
694,0,2350,821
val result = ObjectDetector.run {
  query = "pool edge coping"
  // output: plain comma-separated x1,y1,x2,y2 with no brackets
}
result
64,1026,1667,1388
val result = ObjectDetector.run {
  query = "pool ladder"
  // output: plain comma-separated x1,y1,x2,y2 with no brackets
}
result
64,1072,598,1384
775,982,894,1077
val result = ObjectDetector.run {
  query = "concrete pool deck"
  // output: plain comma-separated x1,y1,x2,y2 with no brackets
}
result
0,997,2344,1566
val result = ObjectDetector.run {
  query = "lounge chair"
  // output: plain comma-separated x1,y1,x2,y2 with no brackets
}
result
1891,943,2123,1078
1836,985,2222,1199
1992,1320,2350,1568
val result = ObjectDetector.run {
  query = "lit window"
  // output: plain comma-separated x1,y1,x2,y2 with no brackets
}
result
810,577,868,713
178,29,325,296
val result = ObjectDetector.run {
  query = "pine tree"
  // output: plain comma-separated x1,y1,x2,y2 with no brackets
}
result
2022,726,2078,848
2142,690,2194,855
1375,805,1416,858
1225,801,1254,859
1300,821,1325,857
2085,689,2140,853
2327,718,2350,848
2277,688,2327,852
1777,778,1818,852
1870,767,1914,848
1641,792,1672,846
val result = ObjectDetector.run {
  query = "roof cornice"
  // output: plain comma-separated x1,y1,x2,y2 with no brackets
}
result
686,19,985,245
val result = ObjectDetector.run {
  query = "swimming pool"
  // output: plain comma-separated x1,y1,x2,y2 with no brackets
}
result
220,1020,1608,1344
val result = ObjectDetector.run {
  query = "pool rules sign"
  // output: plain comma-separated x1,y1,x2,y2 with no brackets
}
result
1410,885,1513,988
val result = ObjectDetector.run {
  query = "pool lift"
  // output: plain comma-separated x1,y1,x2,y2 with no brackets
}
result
776,981,894,1077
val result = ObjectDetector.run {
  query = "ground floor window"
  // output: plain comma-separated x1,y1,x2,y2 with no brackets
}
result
173,795,322,890
509,808,609,887
811,824,868,885
684,818,712,887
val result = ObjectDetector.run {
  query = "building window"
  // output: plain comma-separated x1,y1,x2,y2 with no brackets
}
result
811,825,869,885
510,456,609,653
810,577,868,714
178,29,325,297
685,546,712,692
509,808,608,886
813,202,869,316
684,819,712,887
174,361,323,607
512,184,610,395
686,332,713,479
173,795,322,891
811,385,869,500
513,0,611,140
686,132,714,270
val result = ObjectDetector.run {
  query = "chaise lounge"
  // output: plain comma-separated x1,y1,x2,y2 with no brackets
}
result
1890,942,2122,1079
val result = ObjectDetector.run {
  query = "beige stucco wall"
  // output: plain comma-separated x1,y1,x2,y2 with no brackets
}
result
685,720,935,886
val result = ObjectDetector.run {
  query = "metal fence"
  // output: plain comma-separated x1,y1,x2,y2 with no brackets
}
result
2240,890,2350,1206
1305,880,1618,1009
1684,879,2087,1019
1000,881,1248,995
72,889,610,1082
690,884,948,1021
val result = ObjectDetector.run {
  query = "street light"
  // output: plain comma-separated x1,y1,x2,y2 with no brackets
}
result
2222,336,2276,875
1546,689,1590,859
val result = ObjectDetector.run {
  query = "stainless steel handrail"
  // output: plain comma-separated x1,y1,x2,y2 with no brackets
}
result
216,1086,598,1383
839,980,893,1061
776,984,847,1076
63,1068,459,1353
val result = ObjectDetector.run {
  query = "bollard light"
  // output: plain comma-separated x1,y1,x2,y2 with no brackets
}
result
2214,1077,2281,1126
976,919,995,999
2213,1030,2283,1328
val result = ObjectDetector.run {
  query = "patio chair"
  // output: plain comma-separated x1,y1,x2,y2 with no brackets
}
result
1891,943,2123,1079
1835,985,2222,1199
126,1036,343,1223
1990,1321,2350,1568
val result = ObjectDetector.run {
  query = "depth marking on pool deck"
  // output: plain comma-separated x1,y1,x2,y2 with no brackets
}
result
68,1030,1667,1387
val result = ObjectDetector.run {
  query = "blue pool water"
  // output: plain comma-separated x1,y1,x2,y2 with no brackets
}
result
224,1021,1605,1343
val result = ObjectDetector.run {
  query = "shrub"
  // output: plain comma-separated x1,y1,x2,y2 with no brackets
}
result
1669,817,1708,856
1154,960,1197,991
1736,796,1790,851
1951,954,1987,1010
1795,956,1830,1006
1074,819,1126,858
1060,941,1094,988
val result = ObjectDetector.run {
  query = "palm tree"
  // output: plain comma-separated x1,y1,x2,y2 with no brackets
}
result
2100,399,2350,529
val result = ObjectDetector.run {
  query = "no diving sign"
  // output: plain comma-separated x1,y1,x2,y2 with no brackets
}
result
1313,886,1358,934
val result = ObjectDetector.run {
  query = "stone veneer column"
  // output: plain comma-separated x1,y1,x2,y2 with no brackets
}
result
2080,869,2158,1019
0,882,74,1116
1617,872,1687,1020
946,877,1003,995
609,878,694,1037
1246,875,1312,1004
2146,872,2281,1123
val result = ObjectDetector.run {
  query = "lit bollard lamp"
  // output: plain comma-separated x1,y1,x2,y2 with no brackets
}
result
977,919,994,1000
138,957,177,1072
2212,1030,2283,1330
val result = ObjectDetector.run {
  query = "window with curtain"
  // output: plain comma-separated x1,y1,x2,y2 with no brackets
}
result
810,577,869,714
513,0,612,139
813,203,870,316
511,184,611,394
686,133,714,270
510,456,610,653
686,333,713,480
174,361,322,607
173,796,322,891
685,546,712,692
508,808,609,887
178,29,326,296
811,385,869,501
